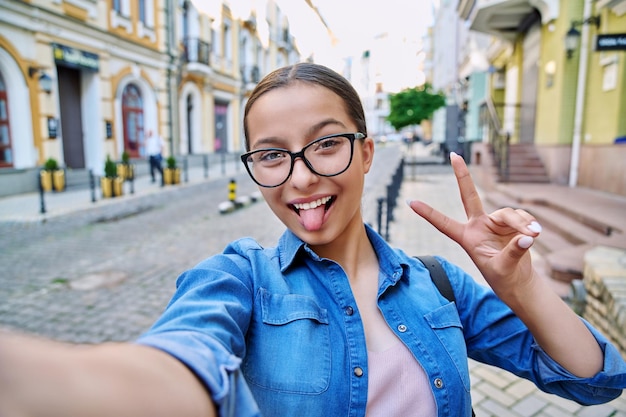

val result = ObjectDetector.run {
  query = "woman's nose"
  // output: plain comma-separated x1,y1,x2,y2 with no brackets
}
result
289,158,319,188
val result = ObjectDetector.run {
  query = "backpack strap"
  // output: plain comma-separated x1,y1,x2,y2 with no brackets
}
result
416,256,475,417
415,255,455,303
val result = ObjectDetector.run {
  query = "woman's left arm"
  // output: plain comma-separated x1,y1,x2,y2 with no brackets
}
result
407,152,603,378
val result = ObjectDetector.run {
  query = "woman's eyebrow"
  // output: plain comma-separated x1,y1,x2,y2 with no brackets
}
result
305,119,347,138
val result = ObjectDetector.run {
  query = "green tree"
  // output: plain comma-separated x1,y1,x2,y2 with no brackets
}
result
386,83,446,131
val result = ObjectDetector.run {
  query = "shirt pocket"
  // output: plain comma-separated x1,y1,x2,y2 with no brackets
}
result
424,303,471,392
243,288,331,394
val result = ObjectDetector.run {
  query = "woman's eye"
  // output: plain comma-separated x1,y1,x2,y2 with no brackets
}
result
259,150,287,162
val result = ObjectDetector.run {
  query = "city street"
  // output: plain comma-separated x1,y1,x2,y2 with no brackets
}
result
1,142,624,416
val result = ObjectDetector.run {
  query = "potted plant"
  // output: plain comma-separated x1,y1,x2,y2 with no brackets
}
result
116,151,134,180
101,155,124,198
40,157,65,192
163,155,181,185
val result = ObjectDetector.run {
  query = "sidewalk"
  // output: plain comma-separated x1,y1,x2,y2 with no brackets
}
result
0,158,247,223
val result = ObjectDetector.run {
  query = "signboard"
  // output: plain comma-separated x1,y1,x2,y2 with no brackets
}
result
47,117,58,139
105,121,113,139
52,43,99,71
596,34,626,51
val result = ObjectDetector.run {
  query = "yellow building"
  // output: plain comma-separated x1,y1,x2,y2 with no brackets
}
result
467,0,626,196
0,0,300,197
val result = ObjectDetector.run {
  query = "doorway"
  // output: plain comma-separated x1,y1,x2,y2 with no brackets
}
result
58,66,85,168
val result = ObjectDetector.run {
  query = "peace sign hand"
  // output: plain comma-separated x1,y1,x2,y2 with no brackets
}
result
407,152,542,299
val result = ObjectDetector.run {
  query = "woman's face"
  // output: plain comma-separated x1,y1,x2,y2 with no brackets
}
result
245,82,374,247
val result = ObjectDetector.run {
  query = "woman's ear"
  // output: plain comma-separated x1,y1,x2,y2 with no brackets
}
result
361,137,375,174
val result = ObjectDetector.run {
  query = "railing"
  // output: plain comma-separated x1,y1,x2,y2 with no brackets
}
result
479,97,511,182
182,38,211,66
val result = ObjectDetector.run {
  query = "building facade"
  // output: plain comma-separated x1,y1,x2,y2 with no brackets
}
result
0,0,299,197
458,0,626,196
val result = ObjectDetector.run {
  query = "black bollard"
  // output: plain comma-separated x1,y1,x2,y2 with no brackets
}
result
377,197,384,236
203,154,209,178
89,169,97,202
38,172,46,214
184,157,189,183
221,152,226,176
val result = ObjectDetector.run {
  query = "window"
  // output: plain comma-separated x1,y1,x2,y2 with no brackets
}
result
0,73,12,167
122,84,144,158
139,0,146,24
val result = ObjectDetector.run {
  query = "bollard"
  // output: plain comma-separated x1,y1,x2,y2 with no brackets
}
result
184,157,189,183
376,197,384,236
203,154,209,178
89,169,97,202
38,172,46,214
228,179,237,203
221,152,226,175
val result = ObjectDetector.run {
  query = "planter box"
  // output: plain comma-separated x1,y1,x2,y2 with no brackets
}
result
101,177,124,198
164,167,181,185
40,170,65,192
116,163,134,180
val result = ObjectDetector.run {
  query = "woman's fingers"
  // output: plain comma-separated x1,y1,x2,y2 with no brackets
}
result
450,152,484,219
407,199,465,243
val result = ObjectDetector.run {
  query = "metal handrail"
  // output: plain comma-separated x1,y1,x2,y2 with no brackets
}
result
480,96,511,182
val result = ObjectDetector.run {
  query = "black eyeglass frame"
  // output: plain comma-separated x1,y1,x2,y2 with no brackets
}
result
240,132,366,188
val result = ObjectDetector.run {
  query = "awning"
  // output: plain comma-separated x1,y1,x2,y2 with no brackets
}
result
469,0,559,42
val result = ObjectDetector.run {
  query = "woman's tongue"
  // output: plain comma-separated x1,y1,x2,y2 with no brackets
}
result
299,205,326,231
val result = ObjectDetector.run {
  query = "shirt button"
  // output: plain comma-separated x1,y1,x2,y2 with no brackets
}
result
345,306,354,316
434,378,444,389
353,367,364,377
397,324,407,332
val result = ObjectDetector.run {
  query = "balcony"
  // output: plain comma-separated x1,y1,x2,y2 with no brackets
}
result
182,38,211,75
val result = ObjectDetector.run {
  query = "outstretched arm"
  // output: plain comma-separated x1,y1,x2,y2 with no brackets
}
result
0,330,216,417
407,152,603,378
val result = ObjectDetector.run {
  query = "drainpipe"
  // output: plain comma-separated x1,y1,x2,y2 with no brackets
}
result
569,0,594,188
165,0,176,156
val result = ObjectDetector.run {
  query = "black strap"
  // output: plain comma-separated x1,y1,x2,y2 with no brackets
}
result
415,256,475,417
415,255,455,303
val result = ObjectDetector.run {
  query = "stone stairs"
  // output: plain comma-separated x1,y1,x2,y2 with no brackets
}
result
497,143,550,183
470,142,626,297
482,187,626,297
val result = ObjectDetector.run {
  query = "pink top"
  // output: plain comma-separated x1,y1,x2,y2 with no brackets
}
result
365,341,437,417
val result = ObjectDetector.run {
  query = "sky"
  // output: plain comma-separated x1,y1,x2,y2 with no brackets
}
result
192,0,435,91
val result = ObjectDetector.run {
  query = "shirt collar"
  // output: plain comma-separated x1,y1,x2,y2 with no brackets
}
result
276,224,408,284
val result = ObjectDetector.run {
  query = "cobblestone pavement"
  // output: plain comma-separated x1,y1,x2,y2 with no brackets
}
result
1,143,624,416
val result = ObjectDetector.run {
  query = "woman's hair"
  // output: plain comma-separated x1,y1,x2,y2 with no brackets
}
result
243,63,367,150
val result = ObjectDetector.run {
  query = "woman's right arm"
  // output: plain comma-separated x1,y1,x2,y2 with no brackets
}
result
0,330,216,417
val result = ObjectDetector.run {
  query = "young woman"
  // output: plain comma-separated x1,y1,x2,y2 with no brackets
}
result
1,63,624,417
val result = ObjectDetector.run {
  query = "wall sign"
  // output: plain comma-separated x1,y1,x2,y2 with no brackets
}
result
105,121,113,139
52,43,99,71
596,34,626,51
47,117,58,139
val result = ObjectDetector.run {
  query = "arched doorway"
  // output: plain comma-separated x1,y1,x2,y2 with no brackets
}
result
122,83,144,157
0,71,12,167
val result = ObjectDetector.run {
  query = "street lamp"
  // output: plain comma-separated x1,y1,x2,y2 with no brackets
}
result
564,16,601,59
28,66,53,94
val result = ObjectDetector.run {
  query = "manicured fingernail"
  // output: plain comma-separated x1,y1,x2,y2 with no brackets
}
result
528,221,542,233
518,236,534,249
405,199,413,206
450,151,458,158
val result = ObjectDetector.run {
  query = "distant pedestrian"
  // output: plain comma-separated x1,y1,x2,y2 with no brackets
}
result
145,129,165,185
1,63,624,417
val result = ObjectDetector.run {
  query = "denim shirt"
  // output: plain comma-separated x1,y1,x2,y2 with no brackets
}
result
137,224,626,417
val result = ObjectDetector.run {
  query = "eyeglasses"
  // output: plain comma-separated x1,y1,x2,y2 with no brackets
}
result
241,132,366,188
